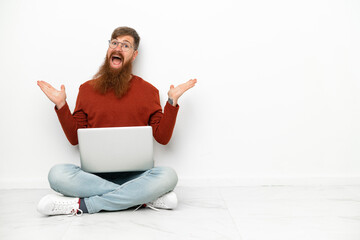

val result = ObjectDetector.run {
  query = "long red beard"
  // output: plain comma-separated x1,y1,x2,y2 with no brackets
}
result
92,56,133,98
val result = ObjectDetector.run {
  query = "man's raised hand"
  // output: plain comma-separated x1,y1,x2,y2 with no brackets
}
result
37,81,67,109
167,79,197,106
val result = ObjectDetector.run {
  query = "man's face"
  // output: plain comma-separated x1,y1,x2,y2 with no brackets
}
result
107,35,138,70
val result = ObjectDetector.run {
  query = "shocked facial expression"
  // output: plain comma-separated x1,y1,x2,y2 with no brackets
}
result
107,35,138,70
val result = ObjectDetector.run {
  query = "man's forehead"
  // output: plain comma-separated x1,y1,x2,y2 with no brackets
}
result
114,35,134,44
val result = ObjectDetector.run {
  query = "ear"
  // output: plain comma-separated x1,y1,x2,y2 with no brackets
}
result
131,50,138,62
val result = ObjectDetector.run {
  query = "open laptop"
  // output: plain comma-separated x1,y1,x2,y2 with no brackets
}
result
77,126,154,173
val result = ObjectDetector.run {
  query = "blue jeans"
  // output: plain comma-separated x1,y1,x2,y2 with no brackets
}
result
47,164,178,214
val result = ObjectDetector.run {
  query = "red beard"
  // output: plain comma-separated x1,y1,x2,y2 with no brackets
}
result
92,54,133,98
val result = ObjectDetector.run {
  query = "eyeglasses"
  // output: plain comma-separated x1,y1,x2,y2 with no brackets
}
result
108,40,134,52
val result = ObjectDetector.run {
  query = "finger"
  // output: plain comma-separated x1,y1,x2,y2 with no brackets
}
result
61,84,65,92
188,79,197,87
38,80,49,86
40,86,54,96
37,80,47,88
176,81,196,93
38,82,57,96
37,81,49,92
40,81,57,91
184,80,196,89
188,79,197,85
182,79,196,86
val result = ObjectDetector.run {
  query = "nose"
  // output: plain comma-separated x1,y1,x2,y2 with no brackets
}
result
115,43,124,52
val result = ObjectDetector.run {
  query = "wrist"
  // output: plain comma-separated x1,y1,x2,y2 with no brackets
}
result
168,98,177,107
56,101,66,110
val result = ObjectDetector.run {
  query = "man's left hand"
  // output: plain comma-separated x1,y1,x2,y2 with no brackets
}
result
167,79,197,106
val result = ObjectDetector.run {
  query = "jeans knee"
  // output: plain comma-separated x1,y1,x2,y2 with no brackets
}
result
156,166,178,190
48,164,79,192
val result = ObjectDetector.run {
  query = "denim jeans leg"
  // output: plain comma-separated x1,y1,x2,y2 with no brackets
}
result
48,164,120,198
84,166,178,213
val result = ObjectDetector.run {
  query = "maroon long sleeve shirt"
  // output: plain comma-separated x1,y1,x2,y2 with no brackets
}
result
55,75,179,145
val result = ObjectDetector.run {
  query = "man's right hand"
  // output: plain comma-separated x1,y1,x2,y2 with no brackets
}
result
37,81,67,109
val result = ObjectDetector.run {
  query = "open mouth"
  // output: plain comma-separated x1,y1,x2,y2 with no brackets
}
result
110,54,123,66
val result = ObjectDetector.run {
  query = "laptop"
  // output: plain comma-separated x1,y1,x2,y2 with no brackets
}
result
77,126,154,173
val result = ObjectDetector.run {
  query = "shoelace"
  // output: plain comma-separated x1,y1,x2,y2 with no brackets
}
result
68,208,83,217
133,193,174,212
133,204,160,212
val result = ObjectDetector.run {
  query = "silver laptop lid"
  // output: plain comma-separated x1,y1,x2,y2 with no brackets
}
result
78,126,154,173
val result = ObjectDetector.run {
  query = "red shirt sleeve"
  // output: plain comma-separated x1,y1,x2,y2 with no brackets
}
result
55,89,88,145
149,98,179,145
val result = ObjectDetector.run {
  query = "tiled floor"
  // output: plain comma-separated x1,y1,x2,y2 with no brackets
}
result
1,186,360,240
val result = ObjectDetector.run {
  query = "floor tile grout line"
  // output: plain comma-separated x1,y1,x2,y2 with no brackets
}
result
218,187,245,240
58,216,76,240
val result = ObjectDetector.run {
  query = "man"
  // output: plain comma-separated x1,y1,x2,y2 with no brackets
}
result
36,26,197,216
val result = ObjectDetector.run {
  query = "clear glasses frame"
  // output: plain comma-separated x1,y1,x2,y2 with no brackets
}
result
108,40,134,52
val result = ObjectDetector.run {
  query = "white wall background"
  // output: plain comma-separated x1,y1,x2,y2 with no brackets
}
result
1,0,360,188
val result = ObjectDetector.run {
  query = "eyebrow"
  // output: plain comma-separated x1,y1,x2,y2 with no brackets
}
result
119,39,132,44
113,38,134,46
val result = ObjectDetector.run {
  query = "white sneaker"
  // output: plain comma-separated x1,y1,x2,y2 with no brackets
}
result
37,194,82,216
146,191,178,210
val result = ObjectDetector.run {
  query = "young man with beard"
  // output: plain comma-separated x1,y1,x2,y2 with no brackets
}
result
36,26,197,216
